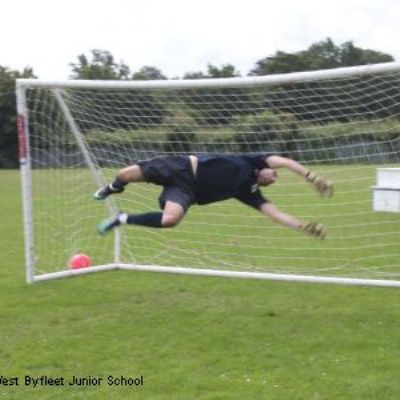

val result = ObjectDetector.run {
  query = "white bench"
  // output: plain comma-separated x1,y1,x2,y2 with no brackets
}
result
372,168,400,212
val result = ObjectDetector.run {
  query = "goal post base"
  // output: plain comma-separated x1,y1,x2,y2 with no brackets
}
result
119,264,400,288
31,263,400,288
31,264,118,283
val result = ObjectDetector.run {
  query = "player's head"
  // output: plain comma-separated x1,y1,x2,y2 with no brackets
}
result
257,168,277,186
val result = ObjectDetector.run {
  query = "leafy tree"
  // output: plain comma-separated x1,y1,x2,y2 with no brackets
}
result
132,66,166,80
0,66,35,168
249,38,394,75
69,52,167,129
129,65,168,126
207,64,240,78
248,39,396,123
182,64,256,125
184,63,240,80
183,71,207,80
69,49,131,80
340,41,394,66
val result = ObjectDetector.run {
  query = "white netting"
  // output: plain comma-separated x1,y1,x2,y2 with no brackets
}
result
20,63,400,281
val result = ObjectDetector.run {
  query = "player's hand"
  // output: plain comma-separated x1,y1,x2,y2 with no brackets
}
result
301,222,326,240
306,172,334,197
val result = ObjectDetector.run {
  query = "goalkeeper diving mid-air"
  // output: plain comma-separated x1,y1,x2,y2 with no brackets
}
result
94,154,333,239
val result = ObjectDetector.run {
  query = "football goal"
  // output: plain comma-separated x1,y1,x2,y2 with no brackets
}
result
16,62,400,286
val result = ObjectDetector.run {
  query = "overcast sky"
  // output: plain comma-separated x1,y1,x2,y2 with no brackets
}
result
2,0,399,79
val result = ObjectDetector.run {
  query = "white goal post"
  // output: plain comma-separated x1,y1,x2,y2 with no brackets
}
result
16,62,400,287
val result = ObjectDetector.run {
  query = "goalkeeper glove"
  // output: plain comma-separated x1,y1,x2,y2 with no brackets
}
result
306,171,334,197
301,222,326,240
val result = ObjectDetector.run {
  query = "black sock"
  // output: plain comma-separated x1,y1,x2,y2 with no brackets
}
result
111,176,127,191
127,212,163,228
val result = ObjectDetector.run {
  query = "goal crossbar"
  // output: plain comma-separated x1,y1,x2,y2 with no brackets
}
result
17,61,400,90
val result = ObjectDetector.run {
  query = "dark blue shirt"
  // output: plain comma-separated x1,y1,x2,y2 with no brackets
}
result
194,154,271,209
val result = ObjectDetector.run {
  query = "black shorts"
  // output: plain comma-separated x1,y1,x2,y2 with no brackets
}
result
137,156,196,212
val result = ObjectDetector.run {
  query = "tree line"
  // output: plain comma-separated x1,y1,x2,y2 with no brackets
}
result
0,38,396,168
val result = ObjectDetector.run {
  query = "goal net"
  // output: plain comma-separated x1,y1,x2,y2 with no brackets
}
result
16,62,400,286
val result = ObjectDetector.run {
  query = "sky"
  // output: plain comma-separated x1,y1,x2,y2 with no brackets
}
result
2,0,399,80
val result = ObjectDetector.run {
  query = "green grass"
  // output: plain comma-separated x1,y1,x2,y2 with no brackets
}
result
1,169,400,399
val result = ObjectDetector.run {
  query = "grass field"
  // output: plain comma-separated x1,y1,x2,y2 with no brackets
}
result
1,169,400,399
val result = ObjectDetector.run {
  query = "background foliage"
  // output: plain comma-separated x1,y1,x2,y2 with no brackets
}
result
0,38,396,168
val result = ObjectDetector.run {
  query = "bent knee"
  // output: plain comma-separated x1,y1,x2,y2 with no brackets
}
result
161,213,182,228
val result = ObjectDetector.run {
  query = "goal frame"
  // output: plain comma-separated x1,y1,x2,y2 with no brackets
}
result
16,61,400,287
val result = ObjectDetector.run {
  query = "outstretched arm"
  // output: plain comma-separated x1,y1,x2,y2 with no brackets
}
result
260,202,326,239
266,155,334,197
266,155,309,178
